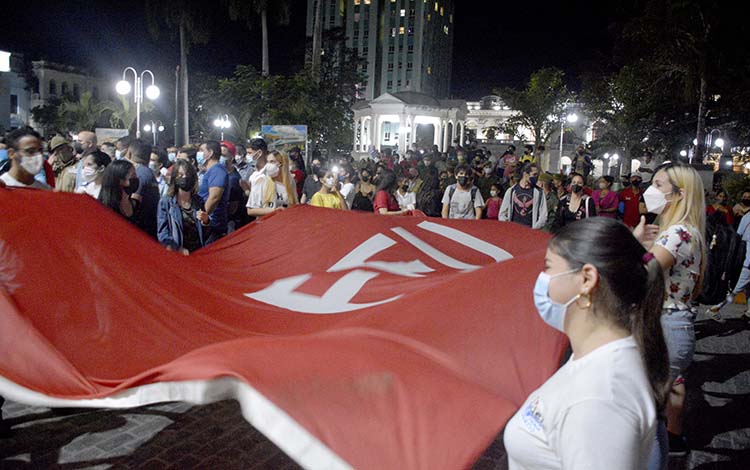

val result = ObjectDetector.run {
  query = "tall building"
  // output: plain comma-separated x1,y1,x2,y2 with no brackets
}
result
306,0,455,101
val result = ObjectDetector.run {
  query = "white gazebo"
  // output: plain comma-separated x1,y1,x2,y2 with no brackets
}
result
352,92,467,156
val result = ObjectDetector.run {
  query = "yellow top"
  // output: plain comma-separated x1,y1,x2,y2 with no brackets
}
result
310,191,343,209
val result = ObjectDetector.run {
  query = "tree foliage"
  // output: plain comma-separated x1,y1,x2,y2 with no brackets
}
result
495,68,572,147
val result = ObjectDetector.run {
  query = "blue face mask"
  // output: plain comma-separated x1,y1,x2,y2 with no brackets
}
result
533,269,581,332
0,149,8,161
168,152,176,162
219,156,228,165
196,151,206,165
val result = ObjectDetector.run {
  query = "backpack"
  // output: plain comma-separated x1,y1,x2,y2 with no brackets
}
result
351,191,374,212
698,213,747,304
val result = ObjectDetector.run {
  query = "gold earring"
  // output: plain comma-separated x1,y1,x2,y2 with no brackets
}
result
576,293,592,309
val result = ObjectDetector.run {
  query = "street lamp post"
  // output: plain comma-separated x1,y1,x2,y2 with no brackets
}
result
116,67,160,139
213,114,231,140
559,112,578,164
143,120,165,146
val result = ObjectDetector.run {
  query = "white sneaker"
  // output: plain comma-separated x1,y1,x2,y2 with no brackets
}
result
708,306,726,323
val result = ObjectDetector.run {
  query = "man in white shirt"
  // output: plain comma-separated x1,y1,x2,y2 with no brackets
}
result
0,128,51,190
638,151,656,185
441,165,484,220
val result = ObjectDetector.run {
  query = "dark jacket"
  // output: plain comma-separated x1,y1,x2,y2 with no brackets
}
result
157,194,206,251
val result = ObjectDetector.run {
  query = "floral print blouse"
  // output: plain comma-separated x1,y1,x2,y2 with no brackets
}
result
655,224,703,310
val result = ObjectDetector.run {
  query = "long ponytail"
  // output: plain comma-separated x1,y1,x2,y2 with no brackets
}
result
633,256,670,411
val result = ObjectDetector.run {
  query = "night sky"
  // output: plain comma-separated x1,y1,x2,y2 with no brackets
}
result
2,0,620,103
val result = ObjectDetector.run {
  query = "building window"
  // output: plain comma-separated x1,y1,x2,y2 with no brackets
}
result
391,27,396,37
388,63,394,71
61,82,69,96
434,2,438,12
354,0,360,4
400,9,405,16
408,44,414,52
443,25,449,34
427,66,432,75
410,8,416,17
397,80,402,86
427,13,431,21
364,0,370,4
408,27,414,35
399,62,403,69
440,6,444,15
384,122,391,140
10,94,18,115
354,12,360,21
399,26,405,34
49,80,57,96
449,13,453,23
363,47,368,55
389,45,395,53
407,62,413,70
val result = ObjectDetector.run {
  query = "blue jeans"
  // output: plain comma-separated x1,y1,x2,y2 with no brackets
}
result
661,309,696,382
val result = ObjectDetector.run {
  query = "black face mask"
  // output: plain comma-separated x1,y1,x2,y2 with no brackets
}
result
622,181,631,188
74,142,84,154
631,181,641,188
175,176,194,192
457,176,470,187
124,177,139,196
361,175,370,182
743,199,750,206
408,174,416,180
401,184,409,192
571,184,583,194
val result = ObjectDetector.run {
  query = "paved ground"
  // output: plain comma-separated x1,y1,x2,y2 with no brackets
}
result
1,304,748,469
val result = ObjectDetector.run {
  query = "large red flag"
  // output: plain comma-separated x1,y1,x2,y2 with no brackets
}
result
0,188,566,469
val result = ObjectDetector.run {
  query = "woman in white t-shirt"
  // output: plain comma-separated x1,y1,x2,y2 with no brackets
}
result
635,163,705,461
75,151,110,200
246,150,298,217
395,176,416,211
505,217,670,470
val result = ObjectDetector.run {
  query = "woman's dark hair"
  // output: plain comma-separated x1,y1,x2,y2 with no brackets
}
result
376,169,398,194
99,159,133,214
167,159,199,197
86,150,111,169
601,175,614,186
549,217,670,410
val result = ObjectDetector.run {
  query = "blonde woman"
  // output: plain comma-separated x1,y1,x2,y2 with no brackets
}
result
246,150,298,217
635,163,705,463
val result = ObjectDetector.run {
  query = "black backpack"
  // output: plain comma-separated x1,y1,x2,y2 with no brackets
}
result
698,212,747,304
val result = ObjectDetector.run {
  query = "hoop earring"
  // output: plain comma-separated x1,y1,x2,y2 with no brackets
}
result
576,293,592,309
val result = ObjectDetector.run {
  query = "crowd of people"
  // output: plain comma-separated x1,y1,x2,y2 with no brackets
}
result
2,125,750,468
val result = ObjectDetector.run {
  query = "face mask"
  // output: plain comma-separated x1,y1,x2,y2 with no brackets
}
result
124,177,139,196
484,167,492,175
74,142,84,154
529,176,539,187
408,173,416,180
265,162,280,178
21,153,44,175
490,190,498,197
643,184,668,214
622,180,631,187
175,176,194,192
168,152,176,162
361,175,370,182
196,152,206,166
323,177,335,187
234,154,243,164
742,199,750,206
219,156,228,166
0,149,8,161
571,184,583,193
82,166,101,183
423,160,432,167
631,180,641,188
533,269,581,332
457,175,469,187
115,150,122,160
401,184,409,192
149,161,160,172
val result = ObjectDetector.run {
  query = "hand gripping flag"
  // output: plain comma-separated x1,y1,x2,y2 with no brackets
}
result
0,188,567,469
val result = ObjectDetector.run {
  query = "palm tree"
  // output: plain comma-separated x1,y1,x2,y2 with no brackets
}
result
145,1,213,146
102,95,155,135
58,92,107,132
227,0,291,77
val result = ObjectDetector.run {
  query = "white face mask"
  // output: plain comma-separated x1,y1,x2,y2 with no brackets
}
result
149,161,160,173
643,185,669,214
82,166,101,182
484,167,492,175
533,269,581,332
265,162,280,178
490,190,498,197
21,153,44,176
324,177,335,187
115,150,122,160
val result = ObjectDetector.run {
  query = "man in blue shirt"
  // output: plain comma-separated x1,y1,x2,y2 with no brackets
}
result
198,140,229,244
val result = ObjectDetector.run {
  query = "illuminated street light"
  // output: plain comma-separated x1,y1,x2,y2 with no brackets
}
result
680,150,688,157
116,67,160,139
143,120,165,146
715,138,725,149
559,112,579,163
213,114,231,140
